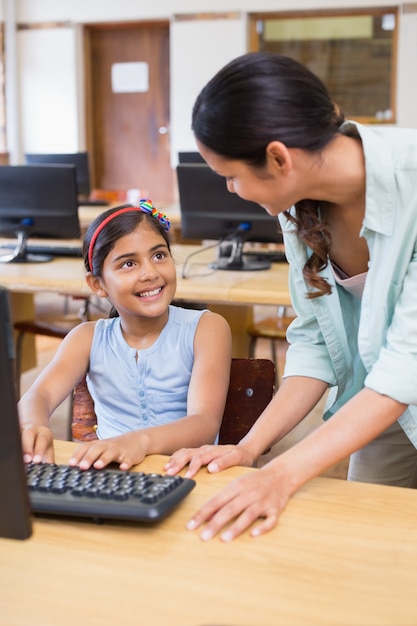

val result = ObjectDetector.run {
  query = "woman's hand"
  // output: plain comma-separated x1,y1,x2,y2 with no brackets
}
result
186,463,291,542
164,444,256,478
69,431,150,470
21,425,55,464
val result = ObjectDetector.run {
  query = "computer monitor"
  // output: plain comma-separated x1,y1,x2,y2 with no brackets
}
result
25,152,91,198
176,163,283,271
178,152,206,164
0,286,32,540
0,164,80,263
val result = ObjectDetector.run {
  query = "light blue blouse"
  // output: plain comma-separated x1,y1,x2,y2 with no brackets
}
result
86,305,207,439
278,121,417,447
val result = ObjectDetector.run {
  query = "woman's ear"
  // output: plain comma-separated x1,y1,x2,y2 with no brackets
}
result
266,141,293,174
85,272,108,298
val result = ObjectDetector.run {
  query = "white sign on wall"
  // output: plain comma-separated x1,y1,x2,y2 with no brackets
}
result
111,62,149,93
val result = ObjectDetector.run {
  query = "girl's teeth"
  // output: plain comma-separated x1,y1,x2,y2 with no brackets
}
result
140,287,161,297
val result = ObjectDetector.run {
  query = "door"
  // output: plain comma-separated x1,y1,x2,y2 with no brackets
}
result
84,22,174,205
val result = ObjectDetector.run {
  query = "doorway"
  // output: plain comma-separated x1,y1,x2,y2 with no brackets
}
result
84,21,175,206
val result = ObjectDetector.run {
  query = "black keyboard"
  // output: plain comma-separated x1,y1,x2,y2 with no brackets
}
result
26,244,83,257
26,462,196,523
0,243,83,258
244,249,287,263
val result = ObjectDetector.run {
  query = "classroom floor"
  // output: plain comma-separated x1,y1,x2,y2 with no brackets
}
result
20,292,349,480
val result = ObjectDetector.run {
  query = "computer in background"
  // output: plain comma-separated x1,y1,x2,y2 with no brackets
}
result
177,162,285,271
178,151,206,164
0,287,195,539
24,152,109,207
0,164,82,263
0,286,32,540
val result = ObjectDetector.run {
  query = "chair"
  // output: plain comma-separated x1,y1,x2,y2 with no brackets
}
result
247,306,295,387
72,358,275,454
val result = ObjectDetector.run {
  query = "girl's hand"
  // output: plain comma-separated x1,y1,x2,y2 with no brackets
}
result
164,444,255,478
69,432,149,471
21,425,55,464
186,464,290,542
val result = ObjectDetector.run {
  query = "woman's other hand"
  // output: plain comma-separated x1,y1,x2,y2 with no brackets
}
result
164,444,255,478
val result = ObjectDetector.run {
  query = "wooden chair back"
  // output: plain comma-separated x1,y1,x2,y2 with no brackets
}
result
72,358,275,450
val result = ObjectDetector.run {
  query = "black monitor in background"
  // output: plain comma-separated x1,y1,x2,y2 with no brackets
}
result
178,151,206,164
0,286,32,540
25,151,91,198
0,164,80,263
176,163,283,271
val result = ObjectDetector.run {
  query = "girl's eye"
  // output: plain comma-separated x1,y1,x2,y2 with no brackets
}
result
121,260,135,269
153,252,166,261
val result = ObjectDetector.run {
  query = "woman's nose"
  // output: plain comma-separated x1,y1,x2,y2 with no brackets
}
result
226,179,235,193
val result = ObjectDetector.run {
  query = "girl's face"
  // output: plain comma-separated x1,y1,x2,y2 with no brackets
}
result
196,140,299,216
93,222,176,321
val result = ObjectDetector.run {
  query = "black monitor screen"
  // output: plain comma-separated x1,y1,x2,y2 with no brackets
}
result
178,152,206,164
25,152,91,197
177,164,283,271
177,163,282,243
0,164,80,263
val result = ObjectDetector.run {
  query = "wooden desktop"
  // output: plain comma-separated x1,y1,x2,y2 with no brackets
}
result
1,439,417,626
0,242,291,368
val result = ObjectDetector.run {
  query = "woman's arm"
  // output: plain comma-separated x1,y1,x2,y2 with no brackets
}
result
186,387,407,542
68,311,232,470
18,322,94,463
164,374,328,476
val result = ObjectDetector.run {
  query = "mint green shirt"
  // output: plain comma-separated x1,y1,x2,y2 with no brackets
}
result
279,121,417,447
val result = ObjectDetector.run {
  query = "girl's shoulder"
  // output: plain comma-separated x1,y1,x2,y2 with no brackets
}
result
168,304,208,324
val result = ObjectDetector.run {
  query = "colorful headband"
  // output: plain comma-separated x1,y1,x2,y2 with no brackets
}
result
87,199,171,272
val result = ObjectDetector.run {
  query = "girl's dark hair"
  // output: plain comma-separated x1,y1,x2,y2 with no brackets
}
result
83,204,171,317
192,52,345,298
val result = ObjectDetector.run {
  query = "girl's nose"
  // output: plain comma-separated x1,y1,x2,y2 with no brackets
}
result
139,259,159,279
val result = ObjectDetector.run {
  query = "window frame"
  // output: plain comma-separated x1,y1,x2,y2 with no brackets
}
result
249,6,398,124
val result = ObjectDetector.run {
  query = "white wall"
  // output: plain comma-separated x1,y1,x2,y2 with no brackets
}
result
15,0,410,22
18,27,80,153
6,1,417,164
170,15,248,161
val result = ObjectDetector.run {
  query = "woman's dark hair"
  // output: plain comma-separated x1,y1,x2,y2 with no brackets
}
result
192,52,345,297
83,204,171,317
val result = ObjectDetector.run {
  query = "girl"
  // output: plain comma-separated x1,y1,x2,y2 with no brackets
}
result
19,200,232,470
165,52,417,541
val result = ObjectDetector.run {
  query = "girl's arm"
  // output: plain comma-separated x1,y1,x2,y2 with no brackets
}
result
69,311,232,470
18,322,94,463
186,387,407,542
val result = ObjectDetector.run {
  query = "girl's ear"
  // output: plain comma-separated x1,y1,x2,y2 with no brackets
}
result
85,272,108,298
266,141,293,174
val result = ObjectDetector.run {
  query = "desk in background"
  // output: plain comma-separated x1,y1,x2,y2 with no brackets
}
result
78,201,182,237
0,243,290,369
1,439,417,626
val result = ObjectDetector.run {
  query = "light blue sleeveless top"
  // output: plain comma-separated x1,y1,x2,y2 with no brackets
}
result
86,305,208,438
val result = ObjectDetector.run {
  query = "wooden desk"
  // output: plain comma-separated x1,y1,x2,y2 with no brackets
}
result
0,244,290,363
1,440,417,626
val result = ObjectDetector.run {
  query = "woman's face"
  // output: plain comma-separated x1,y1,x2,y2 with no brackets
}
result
196,140,299,216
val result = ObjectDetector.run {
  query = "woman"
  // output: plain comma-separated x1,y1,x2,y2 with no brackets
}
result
165,52,417,541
